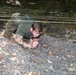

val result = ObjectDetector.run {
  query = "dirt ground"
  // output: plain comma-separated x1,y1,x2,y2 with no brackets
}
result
0,30,76,75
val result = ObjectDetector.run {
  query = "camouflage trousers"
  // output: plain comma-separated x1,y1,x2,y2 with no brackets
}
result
2,19,18,39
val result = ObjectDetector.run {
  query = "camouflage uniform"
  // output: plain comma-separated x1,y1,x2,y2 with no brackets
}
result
3,13,33,39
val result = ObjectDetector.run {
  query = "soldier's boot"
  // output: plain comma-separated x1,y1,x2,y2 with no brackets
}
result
2,30,12,38
2,30,16,43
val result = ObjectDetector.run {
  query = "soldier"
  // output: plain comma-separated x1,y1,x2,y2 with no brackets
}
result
2,13,43,49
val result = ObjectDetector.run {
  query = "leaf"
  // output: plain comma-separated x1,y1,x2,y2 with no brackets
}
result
67,67,75,71
43,44,48,49
10,39,16,44
1,41,7,47
9,57,19,62
30,59,41,64
24,71,36,75
27,71,36,75
33,50,40,55
66,54,74,58
11,53,16,57
0,54,4,59
48,51,54,56
13,70,21,75
57,48,62,52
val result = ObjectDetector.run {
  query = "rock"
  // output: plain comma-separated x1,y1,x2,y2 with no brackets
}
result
49,66,54,71
72,41,76,44
1,41,7,47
